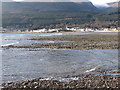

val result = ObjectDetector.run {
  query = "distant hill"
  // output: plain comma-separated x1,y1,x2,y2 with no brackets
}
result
2,2,118,30
2,2,97,13
2,2,99,29
107,1,119,8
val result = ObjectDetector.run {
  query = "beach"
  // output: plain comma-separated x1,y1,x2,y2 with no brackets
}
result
2,0,119,89
2,75,119,89
9,33,119,50
1,32,119,89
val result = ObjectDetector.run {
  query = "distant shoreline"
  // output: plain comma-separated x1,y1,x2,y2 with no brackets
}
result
1,30,119,34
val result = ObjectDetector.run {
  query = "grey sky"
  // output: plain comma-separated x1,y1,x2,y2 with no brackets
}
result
2,0,89,2
2,0,13,2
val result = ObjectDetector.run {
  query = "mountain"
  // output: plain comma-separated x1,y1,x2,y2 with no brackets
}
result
2,2,97,13
2,2,118,30
107,1,119,8
2,2,99,29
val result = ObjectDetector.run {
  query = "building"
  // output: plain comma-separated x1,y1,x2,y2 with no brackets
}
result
32,28,47,33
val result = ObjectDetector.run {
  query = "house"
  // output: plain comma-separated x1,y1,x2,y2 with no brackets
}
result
32,28,47,33
85,28,94,32
112,28,117,31
48,29,58,32
65,26,77,31
103,28,109,31
48,28,63,32
79,29,85,32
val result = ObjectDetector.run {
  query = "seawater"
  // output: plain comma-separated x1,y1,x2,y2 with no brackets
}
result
2,48,118,83
0,32,119,83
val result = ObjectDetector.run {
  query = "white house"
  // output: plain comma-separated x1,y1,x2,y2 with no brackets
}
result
79,29,85,32
32,28,47,33
85,28,94,32
65,26,77,31
112,28,117,31
48,29,57,32
48,28,62,32
103,28,109,31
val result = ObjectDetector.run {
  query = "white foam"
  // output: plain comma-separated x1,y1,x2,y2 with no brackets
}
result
1,42,19,47
84,65,100,73
58,77,79,82
40,77,79,82
40,77,54,81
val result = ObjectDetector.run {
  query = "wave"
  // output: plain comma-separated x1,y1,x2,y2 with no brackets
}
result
1,42,19,47
84,65,101,73
40,77,79,82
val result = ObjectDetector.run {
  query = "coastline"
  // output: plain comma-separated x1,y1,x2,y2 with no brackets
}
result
9,33,119,50
2,32,119,89
2,74,119,89
1,30,119,34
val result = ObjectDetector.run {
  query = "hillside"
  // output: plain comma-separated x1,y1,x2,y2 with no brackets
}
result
2,2,118,30
2,2,98,29
2,2,97,13
107,1,119,8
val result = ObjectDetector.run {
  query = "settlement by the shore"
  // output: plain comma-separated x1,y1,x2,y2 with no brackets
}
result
1,26,119,33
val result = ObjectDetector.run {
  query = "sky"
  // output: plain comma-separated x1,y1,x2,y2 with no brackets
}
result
3,0,119,6
89,0,119,5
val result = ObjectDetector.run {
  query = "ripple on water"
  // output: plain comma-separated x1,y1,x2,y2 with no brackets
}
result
2,48,118,83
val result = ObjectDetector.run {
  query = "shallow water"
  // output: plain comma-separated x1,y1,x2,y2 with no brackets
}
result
0,32,118,47
0,32,119,83
1,33,74,47
2,48,118,83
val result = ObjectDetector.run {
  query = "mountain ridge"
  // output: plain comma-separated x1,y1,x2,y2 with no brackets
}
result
2,2,118,30
2,2,97,13
107,1,119,8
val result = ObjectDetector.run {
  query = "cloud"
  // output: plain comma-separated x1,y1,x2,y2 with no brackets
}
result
13,0,24,2
89,0,118,5
2,0,14,2
3,0,89,2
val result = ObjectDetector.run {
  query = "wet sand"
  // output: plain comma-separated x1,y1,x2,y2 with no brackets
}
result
9,33,119,50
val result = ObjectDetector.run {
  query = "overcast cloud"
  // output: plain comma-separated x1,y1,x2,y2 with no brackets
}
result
2,0,89,2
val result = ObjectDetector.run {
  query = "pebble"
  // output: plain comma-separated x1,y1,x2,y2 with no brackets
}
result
2,75,119,89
